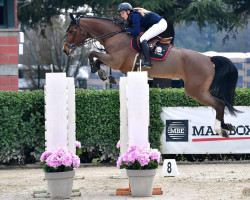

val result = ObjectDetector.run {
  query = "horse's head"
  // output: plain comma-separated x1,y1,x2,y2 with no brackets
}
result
63,13,87,56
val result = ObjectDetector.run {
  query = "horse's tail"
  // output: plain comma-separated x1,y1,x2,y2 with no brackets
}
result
210,56,240,116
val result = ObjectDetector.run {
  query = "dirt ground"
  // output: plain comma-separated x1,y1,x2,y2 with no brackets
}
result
0,162,250,200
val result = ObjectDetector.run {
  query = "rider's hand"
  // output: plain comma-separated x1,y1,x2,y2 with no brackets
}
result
121,27,128,32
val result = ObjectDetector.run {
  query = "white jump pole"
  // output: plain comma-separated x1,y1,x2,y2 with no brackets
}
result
127,71,150,148
66,77,76,154
119,72,150,177
44,72,76,153
119,77,129,178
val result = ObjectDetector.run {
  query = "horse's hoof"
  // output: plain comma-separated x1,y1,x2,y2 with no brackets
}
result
89,60,93,67
108,76,116,84
98,69,107,81
221,129,229,138
90,60,101,74
226,123,235,131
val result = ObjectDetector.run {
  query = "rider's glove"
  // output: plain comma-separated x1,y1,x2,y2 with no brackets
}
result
121,27,127,32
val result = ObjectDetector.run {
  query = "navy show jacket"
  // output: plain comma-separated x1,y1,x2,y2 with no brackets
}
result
126,10,162,36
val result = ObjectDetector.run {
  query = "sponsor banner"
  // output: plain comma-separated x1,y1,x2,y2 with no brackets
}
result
160,106,250,154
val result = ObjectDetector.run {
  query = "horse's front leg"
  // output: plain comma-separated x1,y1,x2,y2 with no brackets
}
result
88,51,118,84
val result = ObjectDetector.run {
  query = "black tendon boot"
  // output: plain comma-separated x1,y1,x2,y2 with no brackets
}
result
141,40,152,68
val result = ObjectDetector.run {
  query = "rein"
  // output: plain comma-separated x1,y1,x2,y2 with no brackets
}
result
65,19,123,52
82,30,123,51
84,30,123,45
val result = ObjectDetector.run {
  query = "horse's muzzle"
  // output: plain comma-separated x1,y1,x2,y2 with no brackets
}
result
63,49,69,56
63,44,75,56
63,43,70,56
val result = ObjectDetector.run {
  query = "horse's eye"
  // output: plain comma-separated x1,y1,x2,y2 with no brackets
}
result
69,30,73,34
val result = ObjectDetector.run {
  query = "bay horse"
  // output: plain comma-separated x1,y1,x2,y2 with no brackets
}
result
63,14,240,138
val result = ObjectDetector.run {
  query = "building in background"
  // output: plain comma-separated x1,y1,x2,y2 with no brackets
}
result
203,52,250,88
0,0,19,91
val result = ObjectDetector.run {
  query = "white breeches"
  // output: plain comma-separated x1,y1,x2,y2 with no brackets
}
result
140,18,168,43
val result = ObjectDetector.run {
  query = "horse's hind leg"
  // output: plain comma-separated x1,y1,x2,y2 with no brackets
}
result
221,122,236,131
186,88,229,138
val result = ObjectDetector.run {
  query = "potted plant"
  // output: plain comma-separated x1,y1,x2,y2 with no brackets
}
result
117,145,161,197
40,147,80,199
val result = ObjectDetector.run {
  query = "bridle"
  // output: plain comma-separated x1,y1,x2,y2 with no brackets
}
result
64,23,87,54
65,17,124,53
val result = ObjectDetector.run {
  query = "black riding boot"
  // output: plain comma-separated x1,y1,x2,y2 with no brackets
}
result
141,40,152,68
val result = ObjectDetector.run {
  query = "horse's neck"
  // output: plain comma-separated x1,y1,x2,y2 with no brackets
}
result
81,18,120,39
81,18,132,54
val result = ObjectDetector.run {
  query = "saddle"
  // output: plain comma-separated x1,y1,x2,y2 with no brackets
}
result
136,32,173,51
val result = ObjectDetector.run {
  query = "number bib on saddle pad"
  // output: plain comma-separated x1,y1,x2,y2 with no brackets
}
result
131,37,172,61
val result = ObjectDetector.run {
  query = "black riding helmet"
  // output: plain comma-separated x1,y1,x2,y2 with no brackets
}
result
118,2,132,12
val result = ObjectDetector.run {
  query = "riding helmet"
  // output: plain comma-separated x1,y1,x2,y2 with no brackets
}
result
118,2,132,12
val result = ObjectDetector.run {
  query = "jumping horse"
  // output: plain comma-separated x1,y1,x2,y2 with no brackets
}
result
63,14,240,138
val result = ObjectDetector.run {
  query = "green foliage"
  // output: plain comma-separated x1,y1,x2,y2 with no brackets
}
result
76,148,82,157
75,89,120,162
18,0,249,39
158,88,202,107
42,162,74,173
175,1,236,30
0,88,250,165
75,88,164,162
0,90,45,164
234,88,250,106
120,160,158,170
175,20,250,52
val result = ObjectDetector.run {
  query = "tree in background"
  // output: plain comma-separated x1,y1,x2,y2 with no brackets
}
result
113,0,250,44
174,20,250,52
18,0,250,44
19,16,91,90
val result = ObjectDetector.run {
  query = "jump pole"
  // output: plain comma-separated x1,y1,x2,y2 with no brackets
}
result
116,71,162,195
45,73,76,153
119,77,129,178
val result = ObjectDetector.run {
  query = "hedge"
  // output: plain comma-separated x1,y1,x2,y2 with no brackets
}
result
0,88,249,164
0,90,45,164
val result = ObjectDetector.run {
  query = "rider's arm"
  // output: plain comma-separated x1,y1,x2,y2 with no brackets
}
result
126,13,141,36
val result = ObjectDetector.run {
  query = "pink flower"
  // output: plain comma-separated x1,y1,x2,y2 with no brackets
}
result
72,155,80,168
75,141,81,149
150,149,161,163
40,147,80,169
116,140,121,149
40,151,52,162
116,145,161,169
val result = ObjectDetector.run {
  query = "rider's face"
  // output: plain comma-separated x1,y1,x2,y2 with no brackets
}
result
120,10,130,20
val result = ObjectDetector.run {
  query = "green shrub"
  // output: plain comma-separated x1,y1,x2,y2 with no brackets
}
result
0,88,249,164
0,90,45,164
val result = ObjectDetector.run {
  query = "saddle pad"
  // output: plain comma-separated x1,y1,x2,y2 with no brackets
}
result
131,37,172,61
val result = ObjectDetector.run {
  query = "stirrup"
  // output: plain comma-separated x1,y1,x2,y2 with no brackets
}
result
142,61,152,68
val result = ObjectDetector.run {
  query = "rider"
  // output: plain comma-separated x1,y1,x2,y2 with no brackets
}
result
118,2,168,68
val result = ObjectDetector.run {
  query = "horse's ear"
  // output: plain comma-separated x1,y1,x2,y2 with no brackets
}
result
70,13,75,21
76,13,80,18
